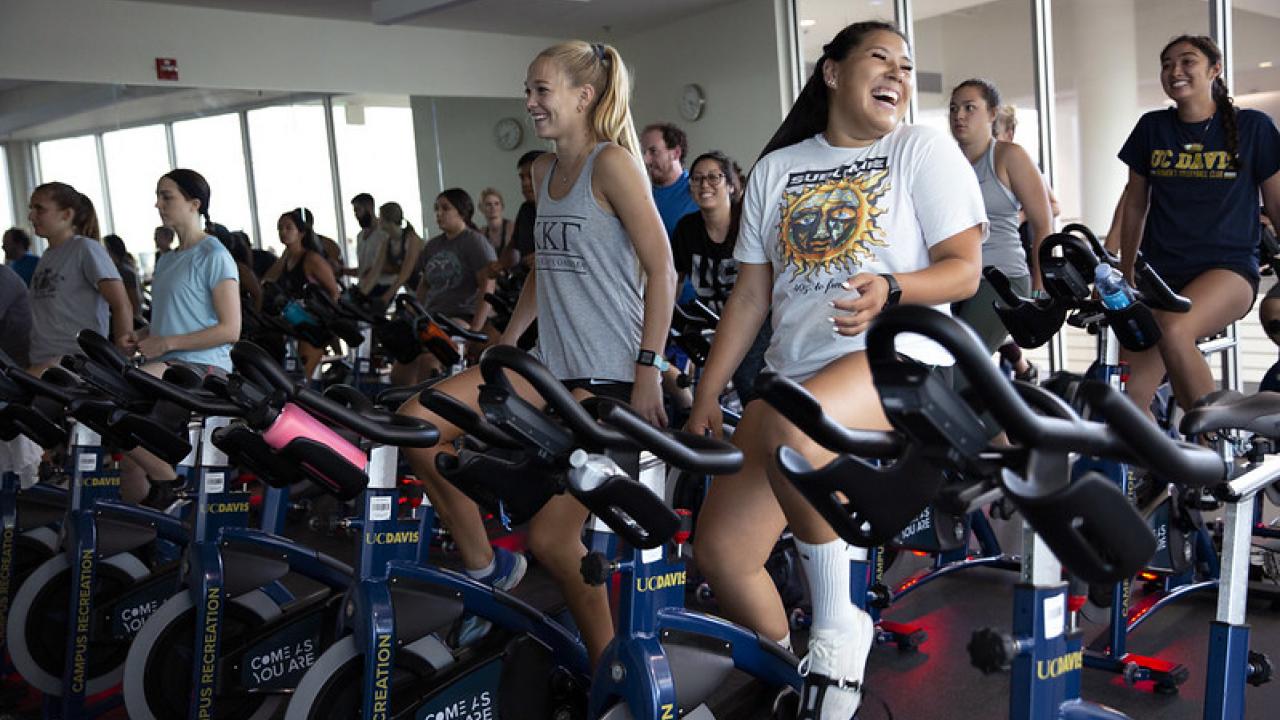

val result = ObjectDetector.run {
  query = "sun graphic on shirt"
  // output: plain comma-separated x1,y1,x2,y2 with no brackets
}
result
777,169,889,279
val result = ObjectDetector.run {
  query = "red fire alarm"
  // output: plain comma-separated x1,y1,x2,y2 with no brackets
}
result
156,58,179,81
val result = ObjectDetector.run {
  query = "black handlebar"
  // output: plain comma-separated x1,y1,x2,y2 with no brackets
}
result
230,341,296,396
594,399,743,474
478,345,632,449
294,386,439,448
76,330,131,374
122,366,243,417
755,373,903,458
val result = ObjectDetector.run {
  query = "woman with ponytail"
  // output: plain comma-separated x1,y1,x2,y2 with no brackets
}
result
360,201,422,308
687,22,985,718
262,206,341,380
397,39,675,666
1117,35,1280,414
119,168,241,505
25,182,133,372
403,188,496,382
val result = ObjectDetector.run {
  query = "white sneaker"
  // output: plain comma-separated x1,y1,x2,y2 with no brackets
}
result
796,610,874,720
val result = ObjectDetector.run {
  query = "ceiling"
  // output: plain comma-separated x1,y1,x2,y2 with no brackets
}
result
126,0,741,37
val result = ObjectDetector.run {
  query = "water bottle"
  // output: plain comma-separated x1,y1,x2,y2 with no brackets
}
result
567,449,626,493
1094,263,1134,311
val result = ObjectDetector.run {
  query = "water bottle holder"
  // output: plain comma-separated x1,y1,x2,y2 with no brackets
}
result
1005,471,1157,584
992,302,1066,349
1103,302,1162,352
374,319,422,364
435,448,559,526
281,436,368,501
211,425,301,489
571,473,678,550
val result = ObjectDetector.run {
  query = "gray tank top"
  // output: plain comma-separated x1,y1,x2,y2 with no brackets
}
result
533,143,644,381
974,140,1027,277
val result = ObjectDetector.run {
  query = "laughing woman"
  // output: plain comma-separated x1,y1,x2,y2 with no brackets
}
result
687,21,985,718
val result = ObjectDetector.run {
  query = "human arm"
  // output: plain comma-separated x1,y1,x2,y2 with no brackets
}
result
98,279,135,351
305,252,341,299
261,255,286,285
1118,170,1150,282
597,145,678,427
137,279,241,359
686,263,772,437
1104,188,1128,255
384,233,422,306
1002,142,1053,290
238,262,263,312
831,226,983,336
358,239,387,294
1262,170,1280,245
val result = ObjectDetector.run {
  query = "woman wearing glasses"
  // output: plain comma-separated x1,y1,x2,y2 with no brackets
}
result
671,150,771,405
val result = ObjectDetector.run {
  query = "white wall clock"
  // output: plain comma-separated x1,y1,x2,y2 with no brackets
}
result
494,117,523,150
679,84,705,122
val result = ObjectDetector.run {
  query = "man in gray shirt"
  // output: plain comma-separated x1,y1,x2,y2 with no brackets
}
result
0,264,31,367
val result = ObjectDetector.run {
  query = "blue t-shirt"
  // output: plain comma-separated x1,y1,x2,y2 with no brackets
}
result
1118,107,1280,282
8,253,39,286
150,236,239,370
652,170,700,240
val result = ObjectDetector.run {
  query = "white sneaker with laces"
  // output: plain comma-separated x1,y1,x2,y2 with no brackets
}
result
796,610,874,720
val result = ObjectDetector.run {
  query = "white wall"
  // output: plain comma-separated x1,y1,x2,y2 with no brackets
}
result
0,0,555,97
619,0,793,169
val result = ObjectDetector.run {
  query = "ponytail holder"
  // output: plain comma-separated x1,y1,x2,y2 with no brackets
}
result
591,42,606,61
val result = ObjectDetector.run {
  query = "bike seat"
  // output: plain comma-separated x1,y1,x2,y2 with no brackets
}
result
1181,390,1280,439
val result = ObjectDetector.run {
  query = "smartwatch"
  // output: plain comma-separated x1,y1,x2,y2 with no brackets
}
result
636,349,672,372
879,273,902,309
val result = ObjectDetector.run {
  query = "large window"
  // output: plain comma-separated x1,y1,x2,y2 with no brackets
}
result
332,101,421,261
102,125,170,261
173,113,255,245
247,103,337,253
36,135,107,229
0,146,12,230
794,0,895,75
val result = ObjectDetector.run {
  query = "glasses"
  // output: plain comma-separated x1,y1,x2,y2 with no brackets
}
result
690,173,726,187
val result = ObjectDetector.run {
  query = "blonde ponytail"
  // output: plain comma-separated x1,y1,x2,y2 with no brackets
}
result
536,41,642,165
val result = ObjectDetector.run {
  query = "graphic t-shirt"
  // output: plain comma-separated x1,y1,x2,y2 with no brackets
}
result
1118,108,1280,281
419,228,497,319
671,211,738,314
29,235,122,365
736,126,987,380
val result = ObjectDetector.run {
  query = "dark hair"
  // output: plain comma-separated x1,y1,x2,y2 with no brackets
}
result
3,227,31,251
952,78,1001,115
437,188,479,232
162,168,212,222
33,182,100,240
220,229,252,265
350,192,374,207
1160,34,1239,169
516,150,546,169
642,122,689,162
102,234,130,264
280,208,323,254
759,21,908,161
379,202,418,239
689,150,744,240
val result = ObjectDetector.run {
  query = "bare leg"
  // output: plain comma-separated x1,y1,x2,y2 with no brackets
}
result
527,491,613,666
1154,269,1254,411
1120,345,1166,421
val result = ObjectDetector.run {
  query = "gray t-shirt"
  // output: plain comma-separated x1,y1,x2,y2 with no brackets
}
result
356,226,388,279
0,264,32,368
29,235,122,365
419,228,496,319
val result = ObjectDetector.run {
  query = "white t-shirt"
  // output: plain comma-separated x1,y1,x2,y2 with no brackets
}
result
736,125,987,380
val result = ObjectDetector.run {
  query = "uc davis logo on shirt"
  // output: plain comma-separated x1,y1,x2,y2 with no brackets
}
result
778,162,890,280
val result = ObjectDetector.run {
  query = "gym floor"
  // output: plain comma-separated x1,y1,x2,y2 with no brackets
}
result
288,501,1280,720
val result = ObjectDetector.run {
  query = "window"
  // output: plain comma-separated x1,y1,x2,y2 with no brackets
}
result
173,113,255,246
102,124,170,261
247,103,337,253
794,0,896,80
36,135,107,229
331,101,421,262
0,145,12,230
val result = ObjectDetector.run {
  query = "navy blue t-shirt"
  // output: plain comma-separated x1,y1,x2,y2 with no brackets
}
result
1118,107,1280,283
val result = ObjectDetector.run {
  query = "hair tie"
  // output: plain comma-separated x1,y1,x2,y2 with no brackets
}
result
592,42,606,61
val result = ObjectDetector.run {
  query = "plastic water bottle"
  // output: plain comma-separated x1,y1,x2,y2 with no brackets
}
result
567,449,626,493
1094,263,1134,311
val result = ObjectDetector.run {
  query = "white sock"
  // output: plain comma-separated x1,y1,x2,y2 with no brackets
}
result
795,538,858,631
777,633,792,651
466,555,496,579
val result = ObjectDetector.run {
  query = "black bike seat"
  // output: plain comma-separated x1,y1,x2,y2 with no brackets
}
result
1181,390,1280,439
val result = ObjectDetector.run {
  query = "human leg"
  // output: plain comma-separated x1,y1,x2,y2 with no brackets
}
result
1154,269,1254,411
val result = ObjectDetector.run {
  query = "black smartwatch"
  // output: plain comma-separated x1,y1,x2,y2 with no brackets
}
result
636,349,672,372
879,273,902,309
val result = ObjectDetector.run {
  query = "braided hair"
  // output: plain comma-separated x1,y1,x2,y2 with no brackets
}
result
1161,35,1239,169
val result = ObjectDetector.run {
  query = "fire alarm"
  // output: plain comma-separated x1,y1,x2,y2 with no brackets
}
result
156,58,179,81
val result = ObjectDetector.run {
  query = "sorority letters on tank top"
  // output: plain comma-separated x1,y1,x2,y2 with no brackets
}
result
533,143,644,382
973,141,1026,277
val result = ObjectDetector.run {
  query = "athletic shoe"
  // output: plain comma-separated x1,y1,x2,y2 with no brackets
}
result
454,547,528,647
796,610,874,720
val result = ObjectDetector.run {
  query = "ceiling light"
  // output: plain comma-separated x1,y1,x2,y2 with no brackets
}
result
800,19,816,27
1261,61,1274,69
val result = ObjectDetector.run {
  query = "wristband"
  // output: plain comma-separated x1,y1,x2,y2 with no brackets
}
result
636,349,672,372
